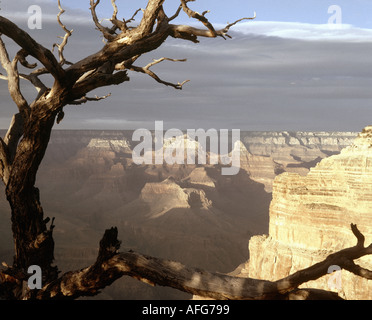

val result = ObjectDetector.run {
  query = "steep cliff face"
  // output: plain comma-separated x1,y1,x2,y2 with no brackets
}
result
242,126,372,299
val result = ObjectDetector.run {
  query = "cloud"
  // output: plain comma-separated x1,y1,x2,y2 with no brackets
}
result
232,21,372,42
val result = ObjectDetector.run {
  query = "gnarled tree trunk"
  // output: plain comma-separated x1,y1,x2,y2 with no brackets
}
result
6,105,60,291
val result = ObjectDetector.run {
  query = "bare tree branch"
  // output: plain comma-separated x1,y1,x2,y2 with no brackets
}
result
20,73,48,99
0,42,30,181
220,15,257,39
65,15,170,83
0,16,66,85
128,57,190,89
0,47,47,100
168,5,182,22
180,0,218,37
68,93,112,105
71,70,130,100
125,8,145,26
90,0,117,41
14,49,37,69
109,0,125,33
53,0,74,66
108,0,135,33
169,13,257,43
0,36,30,116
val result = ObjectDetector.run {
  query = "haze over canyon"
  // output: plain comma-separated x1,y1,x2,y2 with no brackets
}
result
0,128,363,299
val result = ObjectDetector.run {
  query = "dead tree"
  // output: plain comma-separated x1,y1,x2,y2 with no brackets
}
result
0,1,371,300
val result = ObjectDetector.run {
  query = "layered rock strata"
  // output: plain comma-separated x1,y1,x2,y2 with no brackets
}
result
242,126,372,299
242,131,357,192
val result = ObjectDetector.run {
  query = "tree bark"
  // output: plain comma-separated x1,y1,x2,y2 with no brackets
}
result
5,102,61,294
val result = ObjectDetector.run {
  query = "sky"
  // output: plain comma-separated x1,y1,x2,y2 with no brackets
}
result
0,0,372,131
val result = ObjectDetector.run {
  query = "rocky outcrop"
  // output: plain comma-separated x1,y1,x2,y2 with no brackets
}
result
182,167,216,188
241,126,372,299
140,177,212,218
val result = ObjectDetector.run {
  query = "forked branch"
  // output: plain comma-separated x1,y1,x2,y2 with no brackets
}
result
125,8,145,26
180,0,217,37
172,1,256,41
109,0,127,32
90,0,117,41
127,57,190,89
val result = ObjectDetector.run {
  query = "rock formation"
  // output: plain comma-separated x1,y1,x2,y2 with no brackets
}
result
140,177,212,218
241,126,372,299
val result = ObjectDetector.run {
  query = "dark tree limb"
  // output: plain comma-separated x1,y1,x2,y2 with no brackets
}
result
30,224,371,300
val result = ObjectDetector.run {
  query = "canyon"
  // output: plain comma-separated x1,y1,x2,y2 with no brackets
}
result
0,129,359,299
239,126,372,299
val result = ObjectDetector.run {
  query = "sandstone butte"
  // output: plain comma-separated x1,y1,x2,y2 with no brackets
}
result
238,125,372,300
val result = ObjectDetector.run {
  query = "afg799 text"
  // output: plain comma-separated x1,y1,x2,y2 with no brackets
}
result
184,304,229,315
